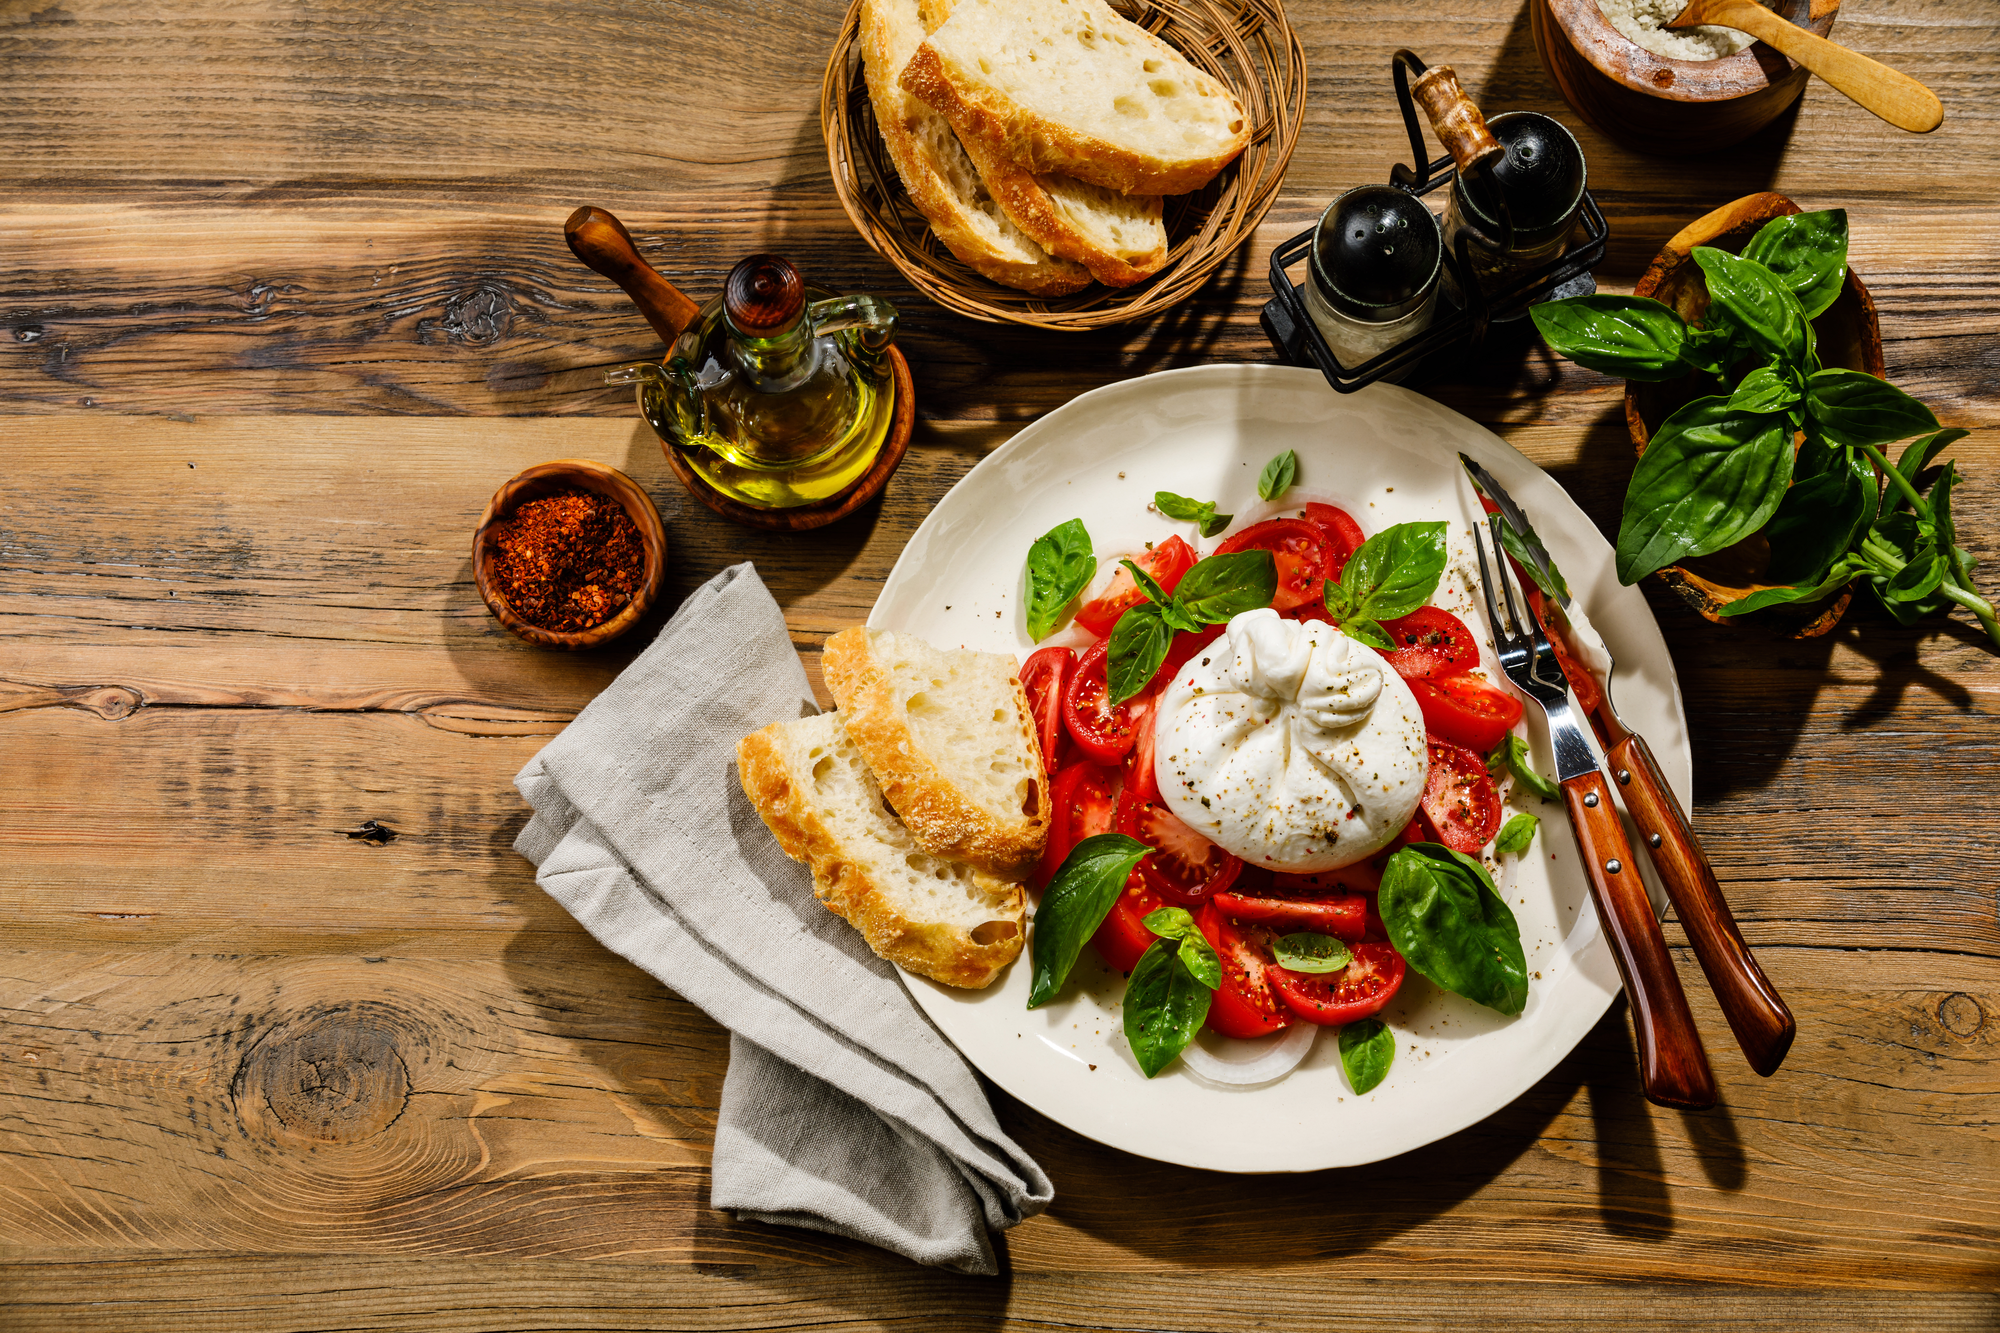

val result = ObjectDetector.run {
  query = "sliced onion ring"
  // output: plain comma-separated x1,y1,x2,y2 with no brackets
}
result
1178,1021,1318,1087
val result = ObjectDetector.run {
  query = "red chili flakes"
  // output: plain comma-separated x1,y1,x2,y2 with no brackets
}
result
488,489,645,633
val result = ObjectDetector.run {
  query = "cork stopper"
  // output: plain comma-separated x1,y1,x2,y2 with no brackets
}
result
1409,65,1503,177
725,254,806,337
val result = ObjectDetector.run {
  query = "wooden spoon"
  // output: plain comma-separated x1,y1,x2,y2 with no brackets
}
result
1666,0,1943,133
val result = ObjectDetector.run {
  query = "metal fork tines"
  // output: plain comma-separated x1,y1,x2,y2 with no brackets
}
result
1472,519,1718,1110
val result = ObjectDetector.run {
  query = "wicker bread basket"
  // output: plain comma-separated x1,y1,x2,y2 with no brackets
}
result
821,0,1305,330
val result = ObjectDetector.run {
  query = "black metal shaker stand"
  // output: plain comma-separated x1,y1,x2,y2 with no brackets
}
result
1260,50,1610,393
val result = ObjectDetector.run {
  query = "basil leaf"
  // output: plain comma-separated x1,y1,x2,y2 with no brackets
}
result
1679,321,1738,378
1728,363,1802,414
1806,368,1940,449
1123,938,1214,1078
1716,552,1868,616
1338,1018,1395,1095
1378,843,1529,1016
1892,428,1970,512
1494,513,1569,602
1488,735,1559,802
1339,521,1449,622
1028,833,1151,1008
1142,906,1222,989
1871,511,1949,604
1740,209,1849,320
1764,445,1875,587
1155,491,1232,538
1530,295,1690,381
1024,518,1096,642
1494,812,1538,856
1341,617,1394,651
1105,601,1173,705
1693,246,1808,365
1272,932,1353,974
1175,550,1278,624
1615,397,1794,584
1258,449,1298,501
1119,557,1171,608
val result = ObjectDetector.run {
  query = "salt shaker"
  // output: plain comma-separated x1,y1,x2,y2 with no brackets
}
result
1302,184,1444,376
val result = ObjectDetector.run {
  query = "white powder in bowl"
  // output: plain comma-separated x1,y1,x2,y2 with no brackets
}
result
1596,0,1756,59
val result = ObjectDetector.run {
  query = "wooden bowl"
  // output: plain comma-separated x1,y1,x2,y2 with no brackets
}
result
1532,0,1838,155
821,0,1305,330
472,459,668,650
1624,191,1883,636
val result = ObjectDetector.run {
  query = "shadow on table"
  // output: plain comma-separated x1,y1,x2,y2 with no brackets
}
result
1000,1001,1746,1264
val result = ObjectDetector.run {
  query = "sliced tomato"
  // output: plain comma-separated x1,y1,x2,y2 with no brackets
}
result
1115,791,1242,906
1063,640,1146,764
1409,673,1524,752
1303,502,1367,580
1119,693,1159,803
1527,587,1605,718
1420,736,1504,853
1019,646,1076,772
1197,905,1293,1037
1273,861,1383,895
1073,535,1196,637
1379,606,1479,680
1152,621,1226,693
1267,941,1407,1025
1210,885,1367,940
1215,518,1331,612
1033,760,1119,890
1092,874,1163,973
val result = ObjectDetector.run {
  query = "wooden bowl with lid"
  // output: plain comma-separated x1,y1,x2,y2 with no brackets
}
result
1532,0,1838,155
1625,191,1882,636
473,459,669,650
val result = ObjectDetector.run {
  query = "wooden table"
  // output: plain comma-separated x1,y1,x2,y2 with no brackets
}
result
4,0,1996,1326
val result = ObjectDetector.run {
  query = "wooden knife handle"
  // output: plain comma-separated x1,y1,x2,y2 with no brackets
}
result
1563,770,1717,1109
1610,734,1796,1076
563,206,703,348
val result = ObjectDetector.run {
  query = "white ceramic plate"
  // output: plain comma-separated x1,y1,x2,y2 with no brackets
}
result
868,365,1689,1173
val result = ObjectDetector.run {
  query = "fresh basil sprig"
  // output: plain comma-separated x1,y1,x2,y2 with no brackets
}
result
1155,490,1232,538
1494,812,1538,856
1321,521,1448,650
1104,549,1276,704
1123,906,1221,1077
1739,208,1848,320
1027,833,1150,1008
1272,932,1353,974
1258,449,1298,501
1023,518,1096,642
1378,843,1529,1016
1338,1017,1395,1095
1487,735,1558,802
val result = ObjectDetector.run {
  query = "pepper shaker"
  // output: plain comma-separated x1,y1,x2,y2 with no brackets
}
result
1301,184,1445,377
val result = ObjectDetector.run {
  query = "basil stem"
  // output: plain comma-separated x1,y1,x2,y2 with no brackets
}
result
1028,834,1151,1008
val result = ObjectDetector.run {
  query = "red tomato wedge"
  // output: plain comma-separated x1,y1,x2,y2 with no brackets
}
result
1420,736,1504,853
1527,587,1605,718
1379,606,1479,680
1019,646,1076,773
1063,640,1147,764
1073,536,1196,637
1408,673,1524,752
1266,941,1407,1025
1152,622,1225,694
1197,905,1294,1037
1273,861,1384,895
1115,791,1242,906
1034,760,1118,890
1209,885,1367,940
1092,874,1163,973
1214,518,1331,612
1119,693,1160,803
1303,502,1367,580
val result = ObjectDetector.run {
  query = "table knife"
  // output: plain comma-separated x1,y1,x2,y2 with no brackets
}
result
1460,454,1797,1077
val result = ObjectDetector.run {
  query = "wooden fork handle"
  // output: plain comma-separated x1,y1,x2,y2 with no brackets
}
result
1563,769,1718,1109
1609,734,1796,1076
564,206,703,348
1696,0,1943,133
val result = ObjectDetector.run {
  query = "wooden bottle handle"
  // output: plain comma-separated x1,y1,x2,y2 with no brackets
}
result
563,206,703,347
1609,734,1796,1076
1408,65,1503,176
1563,769,1718,1110
1684,0,1943,133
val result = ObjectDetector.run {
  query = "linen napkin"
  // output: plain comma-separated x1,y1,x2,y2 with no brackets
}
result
512,562,1052,1274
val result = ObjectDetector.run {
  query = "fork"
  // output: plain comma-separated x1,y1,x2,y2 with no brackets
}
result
1474,519,1718,1110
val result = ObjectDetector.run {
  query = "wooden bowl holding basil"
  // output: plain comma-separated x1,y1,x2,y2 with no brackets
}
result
1531,192,1994,651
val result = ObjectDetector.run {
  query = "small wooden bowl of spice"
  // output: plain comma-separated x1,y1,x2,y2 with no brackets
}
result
473,459,667,650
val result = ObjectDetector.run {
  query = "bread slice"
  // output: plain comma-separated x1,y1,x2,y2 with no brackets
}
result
898,0,1253,197
738,712,1026,989
861,0,1092,297
821,627,1049,878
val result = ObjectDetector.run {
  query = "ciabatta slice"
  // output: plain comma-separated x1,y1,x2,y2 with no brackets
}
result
737,711,1025,989
898,0,1252,197
821,627,1049,878
861,0,1092,296
957,132,1167,287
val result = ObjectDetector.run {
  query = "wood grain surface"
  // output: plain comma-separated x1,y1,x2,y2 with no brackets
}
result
4,0,1999,1326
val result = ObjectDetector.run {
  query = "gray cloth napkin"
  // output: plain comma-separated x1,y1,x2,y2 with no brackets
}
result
512,562,1053,1274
